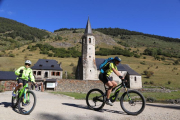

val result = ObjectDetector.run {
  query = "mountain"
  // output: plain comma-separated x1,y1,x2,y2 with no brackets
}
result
0,17,180,58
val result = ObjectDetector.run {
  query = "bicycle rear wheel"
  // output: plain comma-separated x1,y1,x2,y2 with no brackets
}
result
18,91,36,115
86,89,105,111
120,90,145,115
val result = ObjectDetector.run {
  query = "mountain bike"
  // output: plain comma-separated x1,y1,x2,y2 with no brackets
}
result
11,79,36,115
86,79,145,115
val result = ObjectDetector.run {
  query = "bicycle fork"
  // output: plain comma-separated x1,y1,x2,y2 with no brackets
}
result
123,83,132,101
23,89,30,103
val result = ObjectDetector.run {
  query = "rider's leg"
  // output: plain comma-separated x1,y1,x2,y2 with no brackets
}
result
111,80,117,89
105,81,113,99
14,83,23,92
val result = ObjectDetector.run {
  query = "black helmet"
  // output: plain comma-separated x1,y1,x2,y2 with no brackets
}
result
114,56,121,62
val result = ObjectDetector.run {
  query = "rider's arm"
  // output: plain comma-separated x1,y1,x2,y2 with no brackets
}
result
112,68,121,76
15,66,24,76
29,69,35,83
109,63,124,79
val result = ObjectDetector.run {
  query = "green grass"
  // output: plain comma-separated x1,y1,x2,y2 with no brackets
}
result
49,91,180,103
50,91,87,99
142,91,180,101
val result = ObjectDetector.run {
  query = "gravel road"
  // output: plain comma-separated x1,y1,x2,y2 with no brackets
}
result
0,91,180,120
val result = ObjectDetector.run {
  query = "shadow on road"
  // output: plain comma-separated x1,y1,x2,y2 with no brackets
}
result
38,113,106,120
146,103,180,110
0,102,21,114
0,102,11,108
62,103,126,115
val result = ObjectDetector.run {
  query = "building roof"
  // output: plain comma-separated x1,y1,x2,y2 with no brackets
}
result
84,17,92,35
77,57,126,71
122,64,141,76
31,59,63,71
95,58,127,71
0,71,16,80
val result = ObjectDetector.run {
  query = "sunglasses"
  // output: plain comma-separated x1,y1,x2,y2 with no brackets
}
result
25,63,31,66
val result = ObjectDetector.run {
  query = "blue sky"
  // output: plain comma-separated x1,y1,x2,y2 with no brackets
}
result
0,0,180,38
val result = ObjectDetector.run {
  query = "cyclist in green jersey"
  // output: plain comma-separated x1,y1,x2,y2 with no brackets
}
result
99,56,124,106
12,60,35,97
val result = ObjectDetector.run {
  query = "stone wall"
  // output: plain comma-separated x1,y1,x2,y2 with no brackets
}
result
56,79,107,93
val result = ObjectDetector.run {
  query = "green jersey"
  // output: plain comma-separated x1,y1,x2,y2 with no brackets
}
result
103,62,118,77
15,66,35,82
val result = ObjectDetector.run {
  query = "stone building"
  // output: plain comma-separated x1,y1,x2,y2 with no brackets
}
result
31,59,63,80
75,18,142,89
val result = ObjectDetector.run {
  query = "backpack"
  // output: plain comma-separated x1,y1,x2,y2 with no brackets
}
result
99,57,114,73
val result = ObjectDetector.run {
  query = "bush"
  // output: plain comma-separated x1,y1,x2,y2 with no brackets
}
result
0,85,5,92
144,70,154,78
70,63,74,66
9,54,15,57
168,81,171,85
140,61,146,65
149,81,154,85
144,81,149,84
134,54,140,58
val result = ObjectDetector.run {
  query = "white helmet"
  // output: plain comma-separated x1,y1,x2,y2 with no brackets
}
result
25,60,32,65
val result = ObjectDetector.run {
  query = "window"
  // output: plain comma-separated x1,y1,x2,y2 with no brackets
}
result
33,71,36,75
90,70,91,72
89,56,91,58
46,60,48,63
39,64,42,67
134,77,137,82
51,72,55,76
51,65,54,68
89,38,91,43
37,71,41,75
56,72,60,76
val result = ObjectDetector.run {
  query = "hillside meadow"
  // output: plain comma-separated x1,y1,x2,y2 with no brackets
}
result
0,45,179,90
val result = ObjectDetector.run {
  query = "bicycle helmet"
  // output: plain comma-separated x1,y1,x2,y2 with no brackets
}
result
114,56,121,62
25,60,32,65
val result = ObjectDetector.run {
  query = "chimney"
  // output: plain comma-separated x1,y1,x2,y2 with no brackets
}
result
59,62,62,68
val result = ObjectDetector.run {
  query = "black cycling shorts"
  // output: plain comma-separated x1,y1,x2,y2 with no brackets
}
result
99,73,113,84
17,78,27,87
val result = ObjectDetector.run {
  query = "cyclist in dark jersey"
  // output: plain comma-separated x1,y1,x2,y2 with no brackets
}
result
99,56,124,106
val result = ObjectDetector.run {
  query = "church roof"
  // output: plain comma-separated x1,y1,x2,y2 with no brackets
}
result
31,59,63,71
84,17,92,35
122,64,141,76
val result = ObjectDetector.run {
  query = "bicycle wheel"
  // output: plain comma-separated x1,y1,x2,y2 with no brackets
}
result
120,90,145,115
86,89,105,111
11,96,18,108
18,91,36,115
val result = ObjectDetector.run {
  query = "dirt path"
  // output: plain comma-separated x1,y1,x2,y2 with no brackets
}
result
0,91,180,120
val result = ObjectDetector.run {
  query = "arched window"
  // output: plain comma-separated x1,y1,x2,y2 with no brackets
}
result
134,76,137,82
89,38,91,43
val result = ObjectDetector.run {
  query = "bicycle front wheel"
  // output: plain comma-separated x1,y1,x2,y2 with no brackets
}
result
18,91,36,115
120,90,145,115
11,96,18,108
86,89,105,111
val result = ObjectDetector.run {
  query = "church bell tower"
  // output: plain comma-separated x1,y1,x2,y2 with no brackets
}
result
81,17,97,80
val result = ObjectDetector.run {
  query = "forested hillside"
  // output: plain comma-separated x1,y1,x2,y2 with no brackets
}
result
0,17,49,40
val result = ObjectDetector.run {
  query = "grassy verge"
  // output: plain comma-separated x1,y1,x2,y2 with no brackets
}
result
50,91,87,99
49,91,180,103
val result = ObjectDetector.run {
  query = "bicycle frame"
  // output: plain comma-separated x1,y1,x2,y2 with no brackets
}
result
18,83,29,103
108,80,130,102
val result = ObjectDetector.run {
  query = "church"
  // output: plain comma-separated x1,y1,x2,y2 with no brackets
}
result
75,18,142,89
